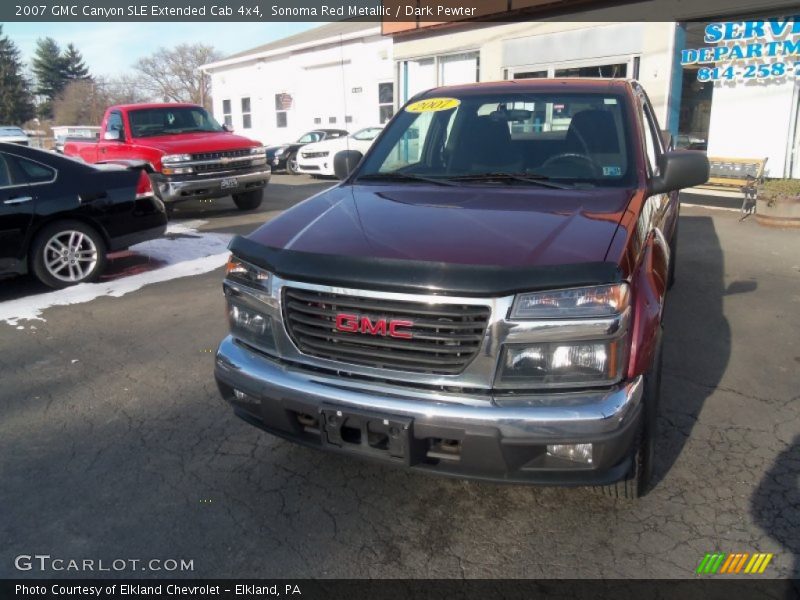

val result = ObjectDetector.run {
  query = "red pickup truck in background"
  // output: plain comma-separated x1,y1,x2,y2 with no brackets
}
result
64,103,271,211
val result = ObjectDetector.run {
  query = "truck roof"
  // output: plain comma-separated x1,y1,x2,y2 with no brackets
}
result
419,78,632,97
109,102,203,112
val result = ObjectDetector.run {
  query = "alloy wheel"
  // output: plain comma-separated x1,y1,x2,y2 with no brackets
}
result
43,230,99,283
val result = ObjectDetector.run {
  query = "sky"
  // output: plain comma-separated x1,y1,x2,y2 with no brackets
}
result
1,22,318,75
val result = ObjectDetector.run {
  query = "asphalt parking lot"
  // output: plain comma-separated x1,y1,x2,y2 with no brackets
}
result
1,175,798,579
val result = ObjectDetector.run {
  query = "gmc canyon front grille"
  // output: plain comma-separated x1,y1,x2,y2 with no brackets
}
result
282,288,490,375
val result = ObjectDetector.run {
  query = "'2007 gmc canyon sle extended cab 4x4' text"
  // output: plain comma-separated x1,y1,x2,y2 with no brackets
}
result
64,103,270,211
214,79,709,499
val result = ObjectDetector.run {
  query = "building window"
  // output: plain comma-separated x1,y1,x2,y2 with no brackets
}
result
378,82,394,124
554,63,628,78
241,97,251,129
275,93,292,129
329,116,337,124
399,52,478,103
222,99,232,128
313,117,321,124
345,115,353,124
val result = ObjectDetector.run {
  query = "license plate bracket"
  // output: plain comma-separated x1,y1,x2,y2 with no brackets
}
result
320,406,416,464
220,177,239,190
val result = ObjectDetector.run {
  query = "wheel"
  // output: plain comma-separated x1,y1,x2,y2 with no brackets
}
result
285,153,299,175
31,220,107,289
232,190,263,211
667,221,678,290
595,327,663,499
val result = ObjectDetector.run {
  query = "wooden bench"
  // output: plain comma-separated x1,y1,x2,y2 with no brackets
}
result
699,156,768,190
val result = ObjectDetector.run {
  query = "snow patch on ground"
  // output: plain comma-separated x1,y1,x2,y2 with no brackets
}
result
0,221,232,326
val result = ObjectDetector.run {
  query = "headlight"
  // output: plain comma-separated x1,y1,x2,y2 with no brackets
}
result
274,147,287,156
161,166,193,175
249,146,267,156
227,302,276,353
225,255,275,352
225,255,271,293
162,153,193,164
496,339,627,389
511,284,629,320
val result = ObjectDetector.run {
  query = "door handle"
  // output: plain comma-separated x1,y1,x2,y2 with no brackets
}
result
3,196,33,205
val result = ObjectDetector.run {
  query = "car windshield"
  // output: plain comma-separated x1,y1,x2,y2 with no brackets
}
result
297,131,324,143
0,127,25,136
352,127,382,141
128,107,223,137
357,91,635,187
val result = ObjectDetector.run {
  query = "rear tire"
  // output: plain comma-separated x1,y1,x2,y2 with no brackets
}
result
31,220,107,289
285,153,299,175
594,327,663,500
232,190,263,211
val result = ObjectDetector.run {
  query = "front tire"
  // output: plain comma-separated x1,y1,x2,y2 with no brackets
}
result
232,190,263,211
31,221,107,289
285,153,299,175
595,328,663,499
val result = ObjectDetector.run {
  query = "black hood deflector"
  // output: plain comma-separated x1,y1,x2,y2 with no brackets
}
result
228,235,623,297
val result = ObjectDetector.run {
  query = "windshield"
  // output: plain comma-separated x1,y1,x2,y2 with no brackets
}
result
297,131,325,144
128,107,223,138
358,92,635,187
0,127,26,136
352,127,382,141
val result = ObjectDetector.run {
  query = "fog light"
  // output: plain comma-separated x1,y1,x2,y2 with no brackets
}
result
547,443,593,464
233,388,259,405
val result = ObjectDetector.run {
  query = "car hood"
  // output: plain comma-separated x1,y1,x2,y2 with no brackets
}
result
300,137,352,154
247,184,634,268
135,132,260,153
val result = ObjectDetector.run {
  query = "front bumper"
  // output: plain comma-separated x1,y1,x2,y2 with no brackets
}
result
153,168,271,204
215,336,643,485
297,157,333,176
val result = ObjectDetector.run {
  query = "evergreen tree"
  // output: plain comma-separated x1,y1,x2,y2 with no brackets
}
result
62,43,89,80
0,25,35,124
32,37,66,118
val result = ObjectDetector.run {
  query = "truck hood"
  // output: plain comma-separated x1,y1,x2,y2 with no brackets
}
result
135,132,261,154
248,184,634,268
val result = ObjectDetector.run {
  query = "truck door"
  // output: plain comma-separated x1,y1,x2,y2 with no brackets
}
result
99,109,128,163
0,152,35,273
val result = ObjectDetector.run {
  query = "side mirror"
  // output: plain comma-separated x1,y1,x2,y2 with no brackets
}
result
650,150,709,195
103,129,121,141
333,150,363,180
222,123,233,133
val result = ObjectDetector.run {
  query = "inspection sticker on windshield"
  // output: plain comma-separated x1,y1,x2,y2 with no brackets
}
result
405,97,461,113
603,166,622,176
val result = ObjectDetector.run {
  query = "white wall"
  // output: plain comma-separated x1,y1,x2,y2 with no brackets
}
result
208,33,392,146
707,78,797,178
393,21,677,127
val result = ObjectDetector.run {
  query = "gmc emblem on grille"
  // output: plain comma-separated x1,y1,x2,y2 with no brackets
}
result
335,313,413,339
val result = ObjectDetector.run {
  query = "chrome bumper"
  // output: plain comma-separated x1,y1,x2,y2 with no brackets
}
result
155,168,271,203
215,335,643,440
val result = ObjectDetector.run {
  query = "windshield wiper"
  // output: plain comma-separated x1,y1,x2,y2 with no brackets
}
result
449,172,572,189
357,172,457,186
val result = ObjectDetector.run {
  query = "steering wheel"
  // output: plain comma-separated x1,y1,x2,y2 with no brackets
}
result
540,152,602,178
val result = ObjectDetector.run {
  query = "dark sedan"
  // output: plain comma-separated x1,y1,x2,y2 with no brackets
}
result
265,129,348,174
0,143,167,288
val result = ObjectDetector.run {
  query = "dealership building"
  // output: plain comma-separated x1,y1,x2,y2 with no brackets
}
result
203,0,800,178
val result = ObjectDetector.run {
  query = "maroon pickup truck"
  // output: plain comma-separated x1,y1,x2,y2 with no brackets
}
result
64,103,271,211
214,79,708,499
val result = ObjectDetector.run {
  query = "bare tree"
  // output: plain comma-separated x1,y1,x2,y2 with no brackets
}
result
134,44,220,109
52,76,152,125
52,79,106,125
